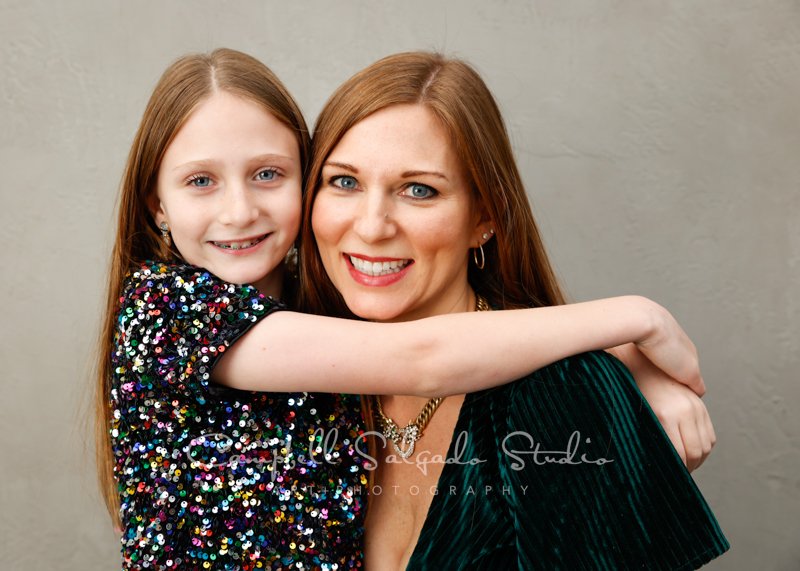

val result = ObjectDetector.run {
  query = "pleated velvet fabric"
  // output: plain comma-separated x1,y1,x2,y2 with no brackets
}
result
406,351,729,570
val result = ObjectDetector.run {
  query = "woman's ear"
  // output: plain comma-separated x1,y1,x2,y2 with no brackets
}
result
471,205,495,246
475,223,495,246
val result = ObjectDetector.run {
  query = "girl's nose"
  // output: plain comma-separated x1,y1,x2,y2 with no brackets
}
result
218,182,259,227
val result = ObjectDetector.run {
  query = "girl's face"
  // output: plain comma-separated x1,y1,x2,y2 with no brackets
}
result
312,104,491,322
154,91,301,297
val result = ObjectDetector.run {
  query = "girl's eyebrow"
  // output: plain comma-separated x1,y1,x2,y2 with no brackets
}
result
172,159,216,172
324,162,448,181
172,154,296,172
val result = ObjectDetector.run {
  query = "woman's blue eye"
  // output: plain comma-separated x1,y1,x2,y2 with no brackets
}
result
332,175,358,190
257,169,277,181
189,176,211,188
406,183,437,199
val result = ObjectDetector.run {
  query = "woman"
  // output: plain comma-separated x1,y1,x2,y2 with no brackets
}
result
300,52,729,569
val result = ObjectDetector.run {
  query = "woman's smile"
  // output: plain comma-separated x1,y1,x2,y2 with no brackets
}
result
346,253,414,284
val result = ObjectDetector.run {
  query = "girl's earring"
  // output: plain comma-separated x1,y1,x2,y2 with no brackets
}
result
159,222,171,247
285,244,299,275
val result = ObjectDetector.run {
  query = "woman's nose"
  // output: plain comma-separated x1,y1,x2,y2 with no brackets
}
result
352,193,396,243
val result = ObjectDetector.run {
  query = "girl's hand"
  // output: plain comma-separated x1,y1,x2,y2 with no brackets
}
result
609,342,716,471
632,298,706,396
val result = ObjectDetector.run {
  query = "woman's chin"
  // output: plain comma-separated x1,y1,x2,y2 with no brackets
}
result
344,299,408,323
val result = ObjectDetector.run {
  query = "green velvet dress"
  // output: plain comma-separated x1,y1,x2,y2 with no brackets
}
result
406,351,729,570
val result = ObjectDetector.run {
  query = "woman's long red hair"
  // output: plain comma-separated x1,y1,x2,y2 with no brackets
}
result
297,51,566,468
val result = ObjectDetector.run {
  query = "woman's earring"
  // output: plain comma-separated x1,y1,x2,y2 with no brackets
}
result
473,229,493,270
159,222,171,247
473,243,486,270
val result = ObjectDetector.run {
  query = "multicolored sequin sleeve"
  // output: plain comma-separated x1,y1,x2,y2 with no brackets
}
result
110,262,367,570
114,261,280,400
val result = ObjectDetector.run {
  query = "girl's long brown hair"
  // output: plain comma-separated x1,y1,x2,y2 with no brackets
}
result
95,48,310,526
297,51,567,463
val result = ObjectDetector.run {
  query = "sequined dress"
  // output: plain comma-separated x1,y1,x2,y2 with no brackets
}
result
110,262,366,570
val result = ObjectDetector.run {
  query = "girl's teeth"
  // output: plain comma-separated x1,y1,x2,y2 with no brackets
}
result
215,236,265,250
349,256,410,276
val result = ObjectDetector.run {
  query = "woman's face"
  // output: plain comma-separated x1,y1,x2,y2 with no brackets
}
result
312,104,491,322
154,91,302,297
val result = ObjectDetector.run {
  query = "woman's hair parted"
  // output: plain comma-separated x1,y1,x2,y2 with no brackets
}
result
94,48,310,526
299,51,566,319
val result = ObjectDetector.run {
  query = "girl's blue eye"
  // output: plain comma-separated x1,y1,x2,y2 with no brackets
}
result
406,183,437,199
332,175,358,190
257,169,277,181
189,175,212,188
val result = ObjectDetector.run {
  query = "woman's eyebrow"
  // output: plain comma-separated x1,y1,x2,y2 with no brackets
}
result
401,170,448,181
324,161,358,173
323,162,449,181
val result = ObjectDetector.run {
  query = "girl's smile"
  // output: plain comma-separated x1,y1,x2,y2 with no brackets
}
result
210,233,271,252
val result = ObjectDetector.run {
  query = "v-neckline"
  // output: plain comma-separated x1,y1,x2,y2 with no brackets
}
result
404,391,476,563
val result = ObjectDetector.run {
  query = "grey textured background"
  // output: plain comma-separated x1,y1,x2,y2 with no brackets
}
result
1,1,798,569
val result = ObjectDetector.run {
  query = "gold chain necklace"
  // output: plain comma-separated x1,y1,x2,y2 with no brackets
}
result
375,294,490,459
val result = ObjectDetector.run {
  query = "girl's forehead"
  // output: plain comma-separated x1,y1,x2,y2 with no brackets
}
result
161,92,300,170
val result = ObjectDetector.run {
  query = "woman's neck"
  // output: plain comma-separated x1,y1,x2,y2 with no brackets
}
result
380,285,477,323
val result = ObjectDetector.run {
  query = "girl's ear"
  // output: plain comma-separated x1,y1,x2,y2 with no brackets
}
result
147,192,167,226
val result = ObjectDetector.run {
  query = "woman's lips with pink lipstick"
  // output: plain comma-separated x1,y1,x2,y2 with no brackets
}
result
345,253,413,286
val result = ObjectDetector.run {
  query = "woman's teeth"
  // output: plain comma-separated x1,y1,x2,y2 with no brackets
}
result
213,235,267,250
349,256,410,276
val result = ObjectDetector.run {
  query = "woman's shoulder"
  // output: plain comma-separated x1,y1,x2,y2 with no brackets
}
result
464,351,633,420
473,351,640,423
490,352,730,569
510,350,631,391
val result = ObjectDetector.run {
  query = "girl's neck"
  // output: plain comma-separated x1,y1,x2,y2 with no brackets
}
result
253,266,284,299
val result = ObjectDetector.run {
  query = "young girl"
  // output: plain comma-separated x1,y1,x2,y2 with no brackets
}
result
97,48,711,569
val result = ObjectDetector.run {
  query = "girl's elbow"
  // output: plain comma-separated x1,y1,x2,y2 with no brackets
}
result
410,358,451,397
